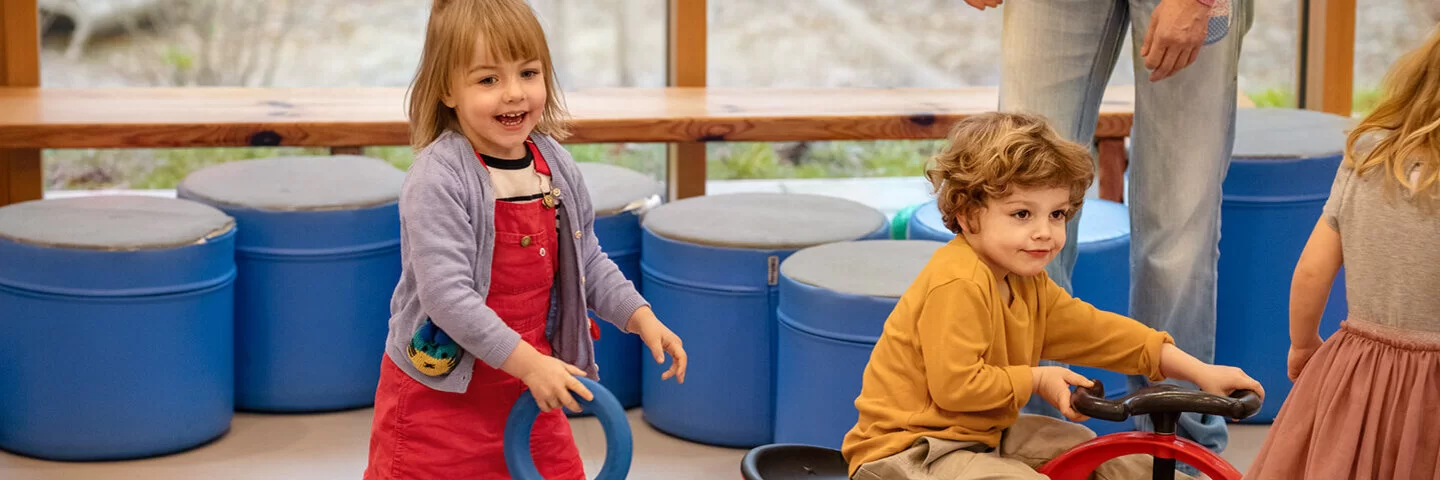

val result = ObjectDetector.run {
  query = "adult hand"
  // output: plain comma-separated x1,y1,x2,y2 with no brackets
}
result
963,0,1001,10
1141,0,1211,81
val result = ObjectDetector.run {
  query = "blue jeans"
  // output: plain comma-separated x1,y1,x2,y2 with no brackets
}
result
999,0,1251,458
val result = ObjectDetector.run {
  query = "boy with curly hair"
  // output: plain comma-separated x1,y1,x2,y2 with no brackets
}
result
841,112,1262,480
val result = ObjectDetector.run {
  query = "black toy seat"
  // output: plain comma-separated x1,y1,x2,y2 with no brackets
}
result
741,444,850,480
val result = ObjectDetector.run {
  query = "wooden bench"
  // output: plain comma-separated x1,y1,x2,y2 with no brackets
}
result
0,85,1249,206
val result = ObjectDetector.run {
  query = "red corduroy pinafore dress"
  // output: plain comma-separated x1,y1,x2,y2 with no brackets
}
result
364,141,586,480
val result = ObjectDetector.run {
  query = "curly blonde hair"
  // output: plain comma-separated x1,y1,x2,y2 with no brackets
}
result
926,112,1095,234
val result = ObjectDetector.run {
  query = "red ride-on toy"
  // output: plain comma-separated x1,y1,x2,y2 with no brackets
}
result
1038,380,1261,480
740,380,1261,480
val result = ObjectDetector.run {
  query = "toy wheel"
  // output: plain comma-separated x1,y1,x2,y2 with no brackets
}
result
1037,432,1241,480
505,376,633,480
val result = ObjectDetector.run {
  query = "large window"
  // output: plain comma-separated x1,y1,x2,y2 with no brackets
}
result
1352,0,1437,115
706,2,999,213
1240,0,1299,108
36,0,668,192
704,1,1303,215
29,0,1336,209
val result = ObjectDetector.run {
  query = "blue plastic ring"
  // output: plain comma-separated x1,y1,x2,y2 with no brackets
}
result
504,376,633,479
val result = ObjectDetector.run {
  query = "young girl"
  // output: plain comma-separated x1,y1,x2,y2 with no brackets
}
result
841,112,1263,480
1246,27,1440,480
364,1,688,478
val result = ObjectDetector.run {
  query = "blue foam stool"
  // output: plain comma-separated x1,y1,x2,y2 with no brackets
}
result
0,196,237,461
905,198,1135,435
1217,108,1351,423
640,193,889,447
1069,199,1131,316
178,156,404,412
773,240,944,450
571,162,662,416
903,199,951,243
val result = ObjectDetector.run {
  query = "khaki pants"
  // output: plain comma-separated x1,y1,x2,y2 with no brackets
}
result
852,415,1195,480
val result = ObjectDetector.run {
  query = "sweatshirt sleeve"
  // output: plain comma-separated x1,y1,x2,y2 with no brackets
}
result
917,279,1034,413
551,145,649,332
1039,275,1172,382
400,159,521,370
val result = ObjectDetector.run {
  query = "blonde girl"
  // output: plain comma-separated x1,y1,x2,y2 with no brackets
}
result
364,1,687,478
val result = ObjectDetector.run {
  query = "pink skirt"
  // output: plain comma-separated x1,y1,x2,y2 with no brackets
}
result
1246,320,1440,480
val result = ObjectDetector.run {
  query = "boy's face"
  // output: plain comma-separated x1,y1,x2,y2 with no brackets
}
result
445,38,547,159
959,186,1072,281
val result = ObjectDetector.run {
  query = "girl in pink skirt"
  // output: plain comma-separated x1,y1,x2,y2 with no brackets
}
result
1246,25,1440,480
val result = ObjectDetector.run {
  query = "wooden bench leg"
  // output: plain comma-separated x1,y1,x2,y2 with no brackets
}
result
0,149,43,207
3,0,42,207
1096,138,1127,203
668,142,706,200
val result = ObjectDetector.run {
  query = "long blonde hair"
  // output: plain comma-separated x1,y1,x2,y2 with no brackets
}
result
407,0,570,152
1345,25,1440,207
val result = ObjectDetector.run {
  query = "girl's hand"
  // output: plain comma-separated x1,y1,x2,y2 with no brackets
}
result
503,343,594,413
1194,364,1265,401
1288,335,1324,381
1033,366,1094,422
626,306,688,384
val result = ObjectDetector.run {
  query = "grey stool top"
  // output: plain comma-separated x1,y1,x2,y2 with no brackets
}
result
643,193,887,250
781,240,944,298
0,196,234,251
178,156,405,211
578,162,661,216
1234,108,1355,159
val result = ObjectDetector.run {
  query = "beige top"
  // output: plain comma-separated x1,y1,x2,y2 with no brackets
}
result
1322,140,1440,333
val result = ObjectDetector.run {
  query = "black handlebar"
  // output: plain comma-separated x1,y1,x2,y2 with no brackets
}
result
1072,380,1262,424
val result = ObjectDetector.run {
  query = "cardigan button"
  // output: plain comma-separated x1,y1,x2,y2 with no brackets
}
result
574,230,582,240
521,236,532,247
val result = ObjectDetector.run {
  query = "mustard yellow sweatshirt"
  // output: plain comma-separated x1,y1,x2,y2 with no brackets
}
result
841,236,1174,475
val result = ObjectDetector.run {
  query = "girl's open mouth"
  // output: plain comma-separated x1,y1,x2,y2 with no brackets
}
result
496,112,526,127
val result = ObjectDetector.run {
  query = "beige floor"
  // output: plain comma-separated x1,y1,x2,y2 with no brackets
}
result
1,408,1268,479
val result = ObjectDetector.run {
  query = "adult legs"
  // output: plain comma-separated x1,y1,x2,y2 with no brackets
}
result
1123,0,1250,457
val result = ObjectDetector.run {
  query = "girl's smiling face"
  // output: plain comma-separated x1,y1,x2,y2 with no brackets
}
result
443,38,548,158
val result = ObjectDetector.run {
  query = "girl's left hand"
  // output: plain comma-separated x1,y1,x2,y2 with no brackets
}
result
1287,336,1323,382
1195,365,1265,402
627,306,688,384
